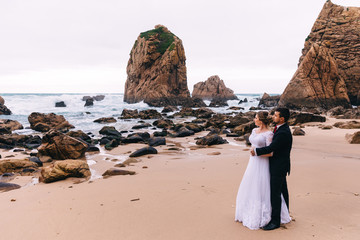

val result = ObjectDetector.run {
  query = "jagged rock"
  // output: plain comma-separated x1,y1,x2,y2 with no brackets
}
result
0,134,41,149
93,95,105,101
121,134,145,144
239,98,248,104
293,127,305,136
227,106,244,111
279,42,351,110
0,159,38,174
233,121,256,136
66,130,92,143
0,119,23,133
82,96,92,101
299,0,360,106
37,130,88,160
174,107,214,118
28,112,74,133
148,137,166,147
99,126,122,138
138,109,162,119
0,104,12,115
124,25,193,107
161,106,179,113
209,98,228,107
120,109,139,119
84,98,94,107
129,147,158,157
288,112,326,126
333,121,360,129
228,114,251,128
102,168,136,177
55,101,66,107
172,127,194,138
205,114,229,129
132,123,151,129
40,160,91,183
345,131,360,144
184,123,203,133
0,96,4,105
192,75,238,101
93,117,117,123
153,119,174,129
195,134,228,146
0,182,21,192
258,93,281,108
153,130,167,137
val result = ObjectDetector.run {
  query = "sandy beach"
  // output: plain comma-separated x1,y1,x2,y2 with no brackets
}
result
0,118,359,240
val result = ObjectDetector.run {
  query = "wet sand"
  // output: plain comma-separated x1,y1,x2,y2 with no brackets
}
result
0,118,359,240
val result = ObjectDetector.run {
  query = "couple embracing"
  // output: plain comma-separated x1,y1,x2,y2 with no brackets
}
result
235,107,292,230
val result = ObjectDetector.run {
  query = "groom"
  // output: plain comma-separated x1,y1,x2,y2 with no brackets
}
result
251,107,292,230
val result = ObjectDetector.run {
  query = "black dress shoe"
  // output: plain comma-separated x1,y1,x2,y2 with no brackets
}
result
261,222,280,231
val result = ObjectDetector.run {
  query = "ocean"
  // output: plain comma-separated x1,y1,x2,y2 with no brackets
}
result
0,93,262,137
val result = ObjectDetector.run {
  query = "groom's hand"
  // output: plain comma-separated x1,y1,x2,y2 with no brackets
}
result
250,147,255,156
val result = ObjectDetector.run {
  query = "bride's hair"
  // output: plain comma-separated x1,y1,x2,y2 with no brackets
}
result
257,111,271,126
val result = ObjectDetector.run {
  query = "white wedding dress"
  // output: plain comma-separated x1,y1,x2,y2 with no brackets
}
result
235,128,291,230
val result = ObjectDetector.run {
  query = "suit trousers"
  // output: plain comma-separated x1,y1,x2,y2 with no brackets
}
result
270,174,289,225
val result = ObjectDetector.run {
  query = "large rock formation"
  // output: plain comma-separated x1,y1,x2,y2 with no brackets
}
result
297,0,360,106
279,42,351,110
124,25,202,107
0,96,11,115
192,75,238,101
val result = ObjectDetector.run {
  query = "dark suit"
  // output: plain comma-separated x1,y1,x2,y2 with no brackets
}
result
255,123,292,226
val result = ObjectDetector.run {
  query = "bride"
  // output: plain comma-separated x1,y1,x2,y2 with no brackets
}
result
235,111,291,230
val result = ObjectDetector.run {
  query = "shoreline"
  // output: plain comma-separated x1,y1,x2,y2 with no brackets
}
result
0,117,359,239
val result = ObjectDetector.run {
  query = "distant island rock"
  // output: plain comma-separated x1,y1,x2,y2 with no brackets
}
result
283,0,360,108
192,75,238,101
124,25,204,107
258,93,280,108
0,96,11,115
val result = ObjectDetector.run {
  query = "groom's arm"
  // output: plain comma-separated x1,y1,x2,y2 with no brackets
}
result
255,132,286,156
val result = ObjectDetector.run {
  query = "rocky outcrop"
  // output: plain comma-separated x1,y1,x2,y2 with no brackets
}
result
192,75,238,101
124,25,197,107
0,119,23,133
0,96,11,115
37,130,88,161
279,42,351,110
258,93,280,108
345,131,360,144
40,160,91,183
296,0,360,106
28,112,75,132
0,159,38,174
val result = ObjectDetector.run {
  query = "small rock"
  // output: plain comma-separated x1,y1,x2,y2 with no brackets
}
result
102,168,136,177
129,147,158,158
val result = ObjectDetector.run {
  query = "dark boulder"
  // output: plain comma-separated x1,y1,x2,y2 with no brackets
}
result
55,101,66,107
129,147,158,157
148,137,166,147
195,134,228,146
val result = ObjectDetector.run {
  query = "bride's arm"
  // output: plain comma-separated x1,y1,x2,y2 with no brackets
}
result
261,132,274,157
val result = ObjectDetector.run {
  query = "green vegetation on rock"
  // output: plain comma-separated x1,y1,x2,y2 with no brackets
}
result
140,27,175,55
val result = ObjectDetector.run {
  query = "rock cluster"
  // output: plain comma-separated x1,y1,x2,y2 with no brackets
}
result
192,75,238,101
281,0,360,108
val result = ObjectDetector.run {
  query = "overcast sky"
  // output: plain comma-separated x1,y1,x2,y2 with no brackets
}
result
0,0,359,94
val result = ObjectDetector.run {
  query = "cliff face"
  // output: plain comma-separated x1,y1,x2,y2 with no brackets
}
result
192,75,238,101
279,42,351,109
299,0,360,105
124,25,191,106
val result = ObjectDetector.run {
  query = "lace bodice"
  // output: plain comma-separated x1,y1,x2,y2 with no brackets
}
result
249,128,273,148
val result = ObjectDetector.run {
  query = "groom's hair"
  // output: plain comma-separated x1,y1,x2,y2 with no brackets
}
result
275,107,290,122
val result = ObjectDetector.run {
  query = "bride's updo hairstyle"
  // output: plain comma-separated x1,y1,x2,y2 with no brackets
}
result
257,111,271,126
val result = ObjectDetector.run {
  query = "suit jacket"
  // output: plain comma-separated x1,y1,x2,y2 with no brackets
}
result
255,123,292,176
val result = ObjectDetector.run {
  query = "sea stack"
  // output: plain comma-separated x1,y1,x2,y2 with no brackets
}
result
124,25,197,107
192,75,238,101
279,42,351,110
293,0,360,106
